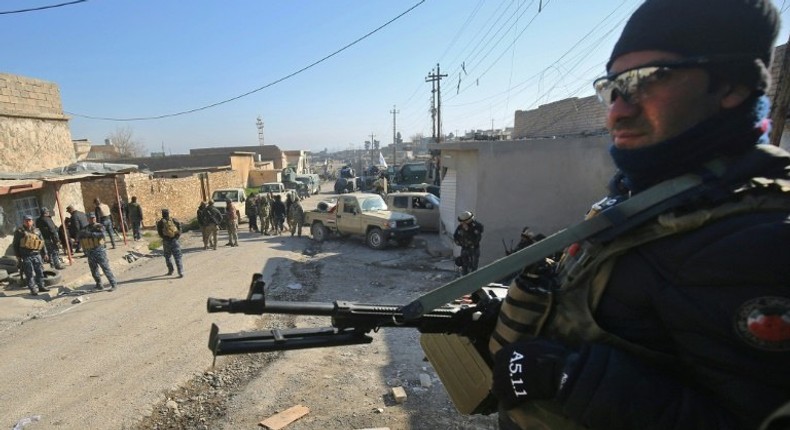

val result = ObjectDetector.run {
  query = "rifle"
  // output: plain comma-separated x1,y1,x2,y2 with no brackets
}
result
207,273,505,414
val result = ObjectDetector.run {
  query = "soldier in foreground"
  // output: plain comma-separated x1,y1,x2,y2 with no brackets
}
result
156,209,184,277
13,214,50,296
489,0,790,429
78,212,117,291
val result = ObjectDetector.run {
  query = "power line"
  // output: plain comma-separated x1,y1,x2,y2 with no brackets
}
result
0,0,86,15
66,0,426,122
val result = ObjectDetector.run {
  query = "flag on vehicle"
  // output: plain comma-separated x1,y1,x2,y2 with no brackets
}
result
378,152,388,168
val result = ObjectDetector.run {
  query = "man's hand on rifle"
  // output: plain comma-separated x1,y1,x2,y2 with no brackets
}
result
491,339,579,410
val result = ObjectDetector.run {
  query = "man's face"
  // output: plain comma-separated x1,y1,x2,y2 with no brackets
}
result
23,219,33,229
606,51,725,149
88,217,96,225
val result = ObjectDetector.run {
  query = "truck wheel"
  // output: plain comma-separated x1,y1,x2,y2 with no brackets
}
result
366,228,387,250
311,223,329,242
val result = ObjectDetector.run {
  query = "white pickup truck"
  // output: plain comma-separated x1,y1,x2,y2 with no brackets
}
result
259,182,296,202
210,188,247,226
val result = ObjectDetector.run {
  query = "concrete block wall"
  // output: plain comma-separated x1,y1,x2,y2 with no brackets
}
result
514,95,608,139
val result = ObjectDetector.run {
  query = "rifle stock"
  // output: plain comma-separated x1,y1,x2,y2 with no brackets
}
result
207,274,505,414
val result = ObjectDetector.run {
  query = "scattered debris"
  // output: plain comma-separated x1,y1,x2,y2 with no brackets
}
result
12,415,41,430
419,373,432,387
71,296,87,304
392,386,407,404
286,283,302,290
258,404,309,430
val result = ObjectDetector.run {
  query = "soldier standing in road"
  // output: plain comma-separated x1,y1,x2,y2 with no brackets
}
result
288,197,305,237
13,214,50,296
156,209,184,277
66,204,89,253
196,201,209,250
257,194,271,235
224,199,239,247
36,207,64,270
94,198,117,249
203,200,222,250
127,196,143,241
78,212,117,291
453,211,484,276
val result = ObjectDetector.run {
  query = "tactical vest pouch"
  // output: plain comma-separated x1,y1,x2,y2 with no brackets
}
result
420,333,495,415
80,237,103,250
21,232,44,251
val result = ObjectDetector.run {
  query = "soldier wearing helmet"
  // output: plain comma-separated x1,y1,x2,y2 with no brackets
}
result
452,211,484,276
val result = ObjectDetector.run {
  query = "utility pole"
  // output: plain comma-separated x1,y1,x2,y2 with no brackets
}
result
369,132,376,168
256,116,265,146
425,63,448,143
390,105,399,166
770,40,790,147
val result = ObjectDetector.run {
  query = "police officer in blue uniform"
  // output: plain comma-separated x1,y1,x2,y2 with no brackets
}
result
78,212,117,291
156,209,184,278
12,214,50,296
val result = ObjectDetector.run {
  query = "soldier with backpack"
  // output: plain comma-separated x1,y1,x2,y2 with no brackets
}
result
156,209,183,278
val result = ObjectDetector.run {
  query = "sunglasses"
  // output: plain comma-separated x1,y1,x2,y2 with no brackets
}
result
592,57,716,107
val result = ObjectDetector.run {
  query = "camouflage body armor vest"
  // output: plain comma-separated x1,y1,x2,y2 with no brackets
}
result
490,176,790,429
20,230,44,251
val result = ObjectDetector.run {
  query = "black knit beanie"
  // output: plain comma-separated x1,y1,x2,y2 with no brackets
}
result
608,0,780,92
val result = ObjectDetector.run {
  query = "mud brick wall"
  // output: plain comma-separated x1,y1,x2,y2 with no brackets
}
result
81,170,239,228
0,74,76,172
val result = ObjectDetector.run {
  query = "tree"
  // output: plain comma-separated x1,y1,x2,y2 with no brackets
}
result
107,126,146,158
396,132,403,144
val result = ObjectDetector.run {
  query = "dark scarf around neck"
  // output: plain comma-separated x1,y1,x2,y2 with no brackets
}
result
609,96,769,194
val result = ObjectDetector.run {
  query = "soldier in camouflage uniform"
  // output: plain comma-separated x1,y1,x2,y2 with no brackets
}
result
288,197,305,237
257,193,271,235
78,212,117,291
12,214,50,296
156,209,184,277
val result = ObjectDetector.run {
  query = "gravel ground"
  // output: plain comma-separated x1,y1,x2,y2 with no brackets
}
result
135,238,500,430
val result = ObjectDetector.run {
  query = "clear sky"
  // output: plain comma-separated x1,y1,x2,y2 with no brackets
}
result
2,0,789,155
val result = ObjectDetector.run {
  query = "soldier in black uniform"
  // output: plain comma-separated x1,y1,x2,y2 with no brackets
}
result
13,215,50,296
66,204,89,253
36,207,64,270
453,211,484,275
77,212,117,291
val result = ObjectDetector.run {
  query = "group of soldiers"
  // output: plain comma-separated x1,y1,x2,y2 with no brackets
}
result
13,203,119,295
243,192,305,238
194,192,306,253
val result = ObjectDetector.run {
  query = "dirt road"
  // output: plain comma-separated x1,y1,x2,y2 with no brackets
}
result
1,195,499,430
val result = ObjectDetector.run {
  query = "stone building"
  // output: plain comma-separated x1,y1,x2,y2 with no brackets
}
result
0,73,83,255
